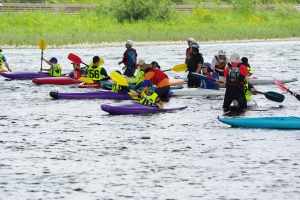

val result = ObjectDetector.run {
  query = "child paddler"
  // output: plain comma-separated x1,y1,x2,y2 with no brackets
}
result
41,57,62,77
139,80,163,110
85,56,109,87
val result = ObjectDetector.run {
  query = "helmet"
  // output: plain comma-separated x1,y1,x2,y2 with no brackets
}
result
141,80,152,87
151,61,160,69
190,42,199,49
187,38,195,42
49,57,58,63
218,50,226,56
115,70,122,75
202,62,211,68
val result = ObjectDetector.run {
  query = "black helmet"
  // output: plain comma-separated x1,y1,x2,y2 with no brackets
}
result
190,42,199,49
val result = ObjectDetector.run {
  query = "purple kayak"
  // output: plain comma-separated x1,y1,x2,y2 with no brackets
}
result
1,71,51,79
50,91,135,100
50,91,173,100
101,101,187,115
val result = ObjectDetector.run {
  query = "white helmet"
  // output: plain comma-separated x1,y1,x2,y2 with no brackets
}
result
218,50,226,56
187,38,195,42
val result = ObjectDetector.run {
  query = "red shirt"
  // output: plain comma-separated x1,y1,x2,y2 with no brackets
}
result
224,63,248,79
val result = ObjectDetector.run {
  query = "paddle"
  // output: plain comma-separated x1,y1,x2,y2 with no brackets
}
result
78,77,94,84
67,53,88,66
109,71,159,105
163,63,187,72
192,73,285,103
274,78,300,101
39,39,46,72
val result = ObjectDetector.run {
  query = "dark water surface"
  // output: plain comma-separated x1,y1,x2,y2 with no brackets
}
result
0,41,300,199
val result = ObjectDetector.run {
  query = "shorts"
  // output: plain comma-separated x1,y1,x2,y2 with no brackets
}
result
223,85,247,111
154,85,170,102
187,76,201,88
123,66,136,77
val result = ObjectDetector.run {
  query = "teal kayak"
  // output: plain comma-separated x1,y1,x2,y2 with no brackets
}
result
218,116,300,129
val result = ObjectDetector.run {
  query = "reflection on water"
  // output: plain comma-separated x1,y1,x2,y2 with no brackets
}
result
0,41,300,199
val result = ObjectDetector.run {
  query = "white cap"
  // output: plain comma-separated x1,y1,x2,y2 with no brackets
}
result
187,38,195,42
229,53,242,63
124,40,133,46
218,50,226,56
138,59,145,66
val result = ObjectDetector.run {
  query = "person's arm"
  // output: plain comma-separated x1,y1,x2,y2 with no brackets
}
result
211,57,216,70
100,68,109,78
41,57,52,66
155,97,163,109
4,61,12,72
127,70,141,83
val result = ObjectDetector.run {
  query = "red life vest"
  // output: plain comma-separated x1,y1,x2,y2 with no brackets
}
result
72,69,83,79
148,68,168,85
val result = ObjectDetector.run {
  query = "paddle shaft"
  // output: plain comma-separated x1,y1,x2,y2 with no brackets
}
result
40,51,43,72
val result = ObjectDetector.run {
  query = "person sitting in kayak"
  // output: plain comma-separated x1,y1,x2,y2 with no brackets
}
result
126,59,146,89
139,80,163,110
62,62,84,79
241,57,252,77
201,62,220,90
86,56,109,86
111,70,130,94
0,49,12,72
41,57,62,77
211,50,229,76
138,60,170,102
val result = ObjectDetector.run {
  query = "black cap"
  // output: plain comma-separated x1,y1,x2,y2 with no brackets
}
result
0,49,2,52
151,61,160,69
241,57,250,67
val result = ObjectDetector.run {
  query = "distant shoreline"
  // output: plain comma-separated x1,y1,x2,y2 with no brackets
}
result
1,37,300,49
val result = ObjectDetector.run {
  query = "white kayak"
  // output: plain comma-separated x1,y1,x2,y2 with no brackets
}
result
174,76,298,85
172,88,225,96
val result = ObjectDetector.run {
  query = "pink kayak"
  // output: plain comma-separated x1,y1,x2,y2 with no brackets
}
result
32,77,82,85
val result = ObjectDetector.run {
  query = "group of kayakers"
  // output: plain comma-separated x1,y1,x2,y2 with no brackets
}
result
1,39,298,112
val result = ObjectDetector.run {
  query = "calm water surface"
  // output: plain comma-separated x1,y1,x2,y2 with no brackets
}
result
0,41,300,199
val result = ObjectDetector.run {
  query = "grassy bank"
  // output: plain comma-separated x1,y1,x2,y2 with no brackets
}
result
0,3,299,47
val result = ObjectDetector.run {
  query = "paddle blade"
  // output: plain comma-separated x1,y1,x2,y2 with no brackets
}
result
39,39,46,51
274,78,288,91
68,53,83,64
172,64,187,72
89,58,104,66
128,91,139,100
78,77,94,84
110,71,129,86
264,91,285,103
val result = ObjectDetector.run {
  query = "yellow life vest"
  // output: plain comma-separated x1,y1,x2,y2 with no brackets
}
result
112,82,122,93
50,64,62,77
0,54,4,69
139,91,158,106
87,65,104,81
136,70,145,85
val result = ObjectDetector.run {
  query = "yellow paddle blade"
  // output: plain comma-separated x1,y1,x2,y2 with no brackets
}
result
78,77,94,84
128,91,139,100
109,71,129,86
39,39,46,51
172,63,187,72
89,58,104,66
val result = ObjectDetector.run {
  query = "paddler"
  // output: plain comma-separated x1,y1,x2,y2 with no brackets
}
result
85,56,109,85
41,57,62,77
138,60,170,102
200,62,220,90
222,53,249,112
0,49,12,72
139,80,163,110
211,50,229,76
62,62,84,79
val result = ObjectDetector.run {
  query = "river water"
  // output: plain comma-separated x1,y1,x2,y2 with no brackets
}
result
0,41,299,200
